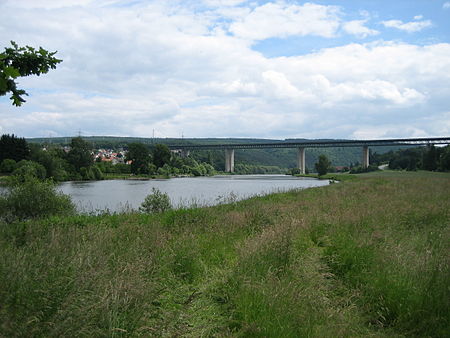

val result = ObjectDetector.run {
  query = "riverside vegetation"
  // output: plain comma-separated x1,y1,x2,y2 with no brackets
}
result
5,134,450,179
0,135,217,182
0,171,449,336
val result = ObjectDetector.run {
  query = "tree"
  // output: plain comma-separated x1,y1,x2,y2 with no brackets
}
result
388,148,422,171
439,146,450,171
422,145,438,171
126,142,150,174
67,137,93,171
29,145,68,180
0,41,62,106
0,134,30,163
315,154,331,176
152,144,171,168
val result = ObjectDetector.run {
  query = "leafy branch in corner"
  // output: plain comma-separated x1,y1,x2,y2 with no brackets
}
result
0,41,62,106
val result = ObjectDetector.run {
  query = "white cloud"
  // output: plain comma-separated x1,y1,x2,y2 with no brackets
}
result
351,125,428,139
2,0,110,9
381,18,432,33
342,20,379,38
443,2,450,9
229,2,341,40
310,76,425,106
0,2,449,139
201,0,247,7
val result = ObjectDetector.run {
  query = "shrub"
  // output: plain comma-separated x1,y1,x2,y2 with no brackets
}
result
181,164,191,174
349,165,379,174
80,167,96,180
0,159,16,173
191,164,207,176
203,163,216,175
0,177,75,221
52,168,69,181
91,166,104,180
148,163,157,175
289,168,301,175
12,160,46,181
139,187,172,213
114,163,132,174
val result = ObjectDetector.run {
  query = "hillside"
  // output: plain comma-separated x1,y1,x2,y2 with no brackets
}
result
27,136,413,170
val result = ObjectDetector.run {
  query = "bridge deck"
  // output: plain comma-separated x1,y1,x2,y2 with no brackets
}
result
168,137,450,150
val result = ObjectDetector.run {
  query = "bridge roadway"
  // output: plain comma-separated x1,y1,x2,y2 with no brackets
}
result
168,137,450,173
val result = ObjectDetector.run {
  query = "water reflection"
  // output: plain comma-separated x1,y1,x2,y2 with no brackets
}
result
58,175,329,213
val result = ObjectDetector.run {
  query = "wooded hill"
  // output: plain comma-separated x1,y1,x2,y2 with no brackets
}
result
27,136,411,171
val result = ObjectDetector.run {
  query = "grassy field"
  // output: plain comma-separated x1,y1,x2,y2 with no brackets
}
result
1,172,449,336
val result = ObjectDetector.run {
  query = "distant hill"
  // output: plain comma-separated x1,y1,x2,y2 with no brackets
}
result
27,136,413,170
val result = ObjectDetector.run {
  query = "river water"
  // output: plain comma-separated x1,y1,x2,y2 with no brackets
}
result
58,175,329,213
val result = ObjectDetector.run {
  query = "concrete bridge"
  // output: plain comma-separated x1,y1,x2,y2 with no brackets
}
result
170,137,450,173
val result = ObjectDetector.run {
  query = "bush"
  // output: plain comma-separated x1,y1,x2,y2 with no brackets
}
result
52,168,69,181
181,164,191,174
91,166,104,180
139,187,172,213
148,163,157,175
203,163,216,175
114,163,132,174
0,177,75,222
0,159,16,173
289,168,301,175
349,165,379,174
79,166,104,180
12,160,46,181
191,164,207,176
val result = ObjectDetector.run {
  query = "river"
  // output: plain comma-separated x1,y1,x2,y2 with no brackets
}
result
57,175,329,213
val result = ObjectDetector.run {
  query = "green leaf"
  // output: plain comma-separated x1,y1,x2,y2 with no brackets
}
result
0,77,7,93
2,41,61,106
4,66,20,79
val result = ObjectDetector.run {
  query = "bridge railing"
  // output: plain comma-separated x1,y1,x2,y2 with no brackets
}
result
167,137,450,150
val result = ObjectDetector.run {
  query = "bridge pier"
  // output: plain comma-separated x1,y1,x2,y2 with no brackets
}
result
297,147,306,174
362,145,369,169
225,149,235,173
169,138,450,174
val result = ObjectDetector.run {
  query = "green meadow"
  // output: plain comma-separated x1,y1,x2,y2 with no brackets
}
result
1,172,449,336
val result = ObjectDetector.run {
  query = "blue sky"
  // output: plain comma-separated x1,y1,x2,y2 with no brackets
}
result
0,0,449,139
253,0,450,57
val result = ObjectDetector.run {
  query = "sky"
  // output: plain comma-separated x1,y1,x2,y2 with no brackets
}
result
0,0,450,140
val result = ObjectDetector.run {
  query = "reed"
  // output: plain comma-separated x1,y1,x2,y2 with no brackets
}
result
0,172,448,336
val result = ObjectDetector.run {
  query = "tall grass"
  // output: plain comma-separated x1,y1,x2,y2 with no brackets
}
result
0,173,449,336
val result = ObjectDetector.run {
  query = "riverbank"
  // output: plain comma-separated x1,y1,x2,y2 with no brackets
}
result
1,172,214,184
1,172,449,336
294,172,357,181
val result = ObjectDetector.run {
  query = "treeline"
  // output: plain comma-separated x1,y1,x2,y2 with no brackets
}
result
0,135,106,181
234,163,286,174
372,145,450,171
0,134,216,182
124,143,215,177
30,136,412,170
